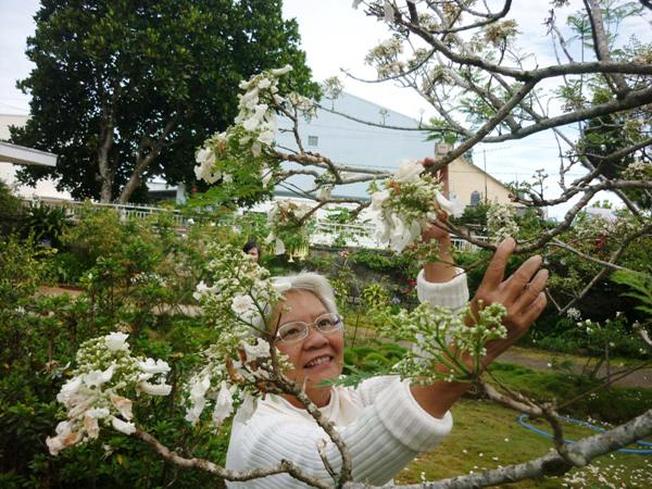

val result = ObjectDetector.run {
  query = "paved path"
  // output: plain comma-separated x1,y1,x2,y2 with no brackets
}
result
497,346,652,389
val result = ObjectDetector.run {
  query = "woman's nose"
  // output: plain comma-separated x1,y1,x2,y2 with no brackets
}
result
302,325,329,349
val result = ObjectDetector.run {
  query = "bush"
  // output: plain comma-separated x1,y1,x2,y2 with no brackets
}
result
0,180,26,237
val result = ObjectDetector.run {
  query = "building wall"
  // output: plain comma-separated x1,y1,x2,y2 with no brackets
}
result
0,114,71,201
0,114,28,140
447,157,513,207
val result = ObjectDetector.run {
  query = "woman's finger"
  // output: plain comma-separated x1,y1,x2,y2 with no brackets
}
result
504,254,542,294
478,238,516,291
512,268,549,313
520,292,548,327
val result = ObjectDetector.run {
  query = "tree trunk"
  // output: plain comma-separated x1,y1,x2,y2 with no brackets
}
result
117,116,178,204
97,108,116,203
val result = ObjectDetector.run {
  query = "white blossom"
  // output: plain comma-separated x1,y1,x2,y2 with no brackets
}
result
394,160,423,183
138,381,172,396
138,358,171,375
231,294,257,318
185,375,211,424
56,377,83,406
193,280,219,302
110,395,133,420
105,332,129,352
242,338,271,362
111,416,136,435
83,365,115,388
212,382,234,427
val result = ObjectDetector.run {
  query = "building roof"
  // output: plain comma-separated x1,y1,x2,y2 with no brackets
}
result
0,141,57,167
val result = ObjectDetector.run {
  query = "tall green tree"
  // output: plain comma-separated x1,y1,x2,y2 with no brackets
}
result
11,0,317,203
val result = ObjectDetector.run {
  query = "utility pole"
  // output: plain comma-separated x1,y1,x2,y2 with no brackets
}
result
483,148,488,204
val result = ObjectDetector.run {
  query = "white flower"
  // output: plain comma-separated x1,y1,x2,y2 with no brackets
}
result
251,141,262,157
56,377,82,406
83,365,115,388
194,146,222,183
111,416,136,435
185,375,211,424
212,382,234,426
110,395,133,420
138,358,171,375
566,307,581,320
257,129,275,146
317,184,333,201
274,237,286,255
257,78,271,90
138,381,172,396
435,192,465,217
237,394,257,422
394,160,423,183
261,166,274,187
105,332,129,352
193,280,218,301
231,294,257,317
46,421,81,455
84,407,110,439
242,104,269,132
242,338,271,362
370,189,390,210
383,0,395,22
270,65,293,76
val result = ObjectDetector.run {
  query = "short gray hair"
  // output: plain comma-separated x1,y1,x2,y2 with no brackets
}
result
273,271,338,316
247,272,338,337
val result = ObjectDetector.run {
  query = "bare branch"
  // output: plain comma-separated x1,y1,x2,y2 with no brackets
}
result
133,428,331,489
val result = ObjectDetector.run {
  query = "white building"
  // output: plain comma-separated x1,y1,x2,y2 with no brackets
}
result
0,114,70,200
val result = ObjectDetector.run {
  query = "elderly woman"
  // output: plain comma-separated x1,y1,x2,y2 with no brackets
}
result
225,228,548,488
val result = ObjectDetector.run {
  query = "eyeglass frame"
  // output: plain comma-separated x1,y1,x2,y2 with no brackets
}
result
273,312,343,344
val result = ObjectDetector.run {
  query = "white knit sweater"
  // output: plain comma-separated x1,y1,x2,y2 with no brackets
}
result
225,269,469,488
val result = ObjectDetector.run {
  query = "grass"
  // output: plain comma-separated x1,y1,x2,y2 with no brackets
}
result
488,362,652,424
396,399,652,488
509,345,646,370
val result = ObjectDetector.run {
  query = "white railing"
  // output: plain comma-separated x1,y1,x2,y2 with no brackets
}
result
24,198,190,226
25,197,486,251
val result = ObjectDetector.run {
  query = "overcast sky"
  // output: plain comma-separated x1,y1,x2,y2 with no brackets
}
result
1,0,650,217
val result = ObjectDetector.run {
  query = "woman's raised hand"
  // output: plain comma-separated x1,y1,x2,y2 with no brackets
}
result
471,237,549,365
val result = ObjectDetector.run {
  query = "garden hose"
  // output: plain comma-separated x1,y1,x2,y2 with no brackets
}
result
516,414,652,455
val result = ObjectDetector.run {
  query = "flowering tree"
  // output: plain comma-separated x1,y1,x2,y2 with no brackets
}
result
47,1,652,487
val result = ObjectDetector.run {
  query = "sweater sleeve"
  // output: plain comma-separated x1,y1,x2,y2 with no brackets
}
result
416,267,469,311
225,378,452,488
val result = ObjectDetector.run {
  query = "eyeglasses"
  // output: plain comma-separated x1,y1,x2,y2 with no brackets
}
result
275,312,343,344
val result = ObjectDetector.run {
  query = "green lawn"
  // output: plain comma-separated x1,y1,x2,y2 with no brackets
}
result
396,399,652,488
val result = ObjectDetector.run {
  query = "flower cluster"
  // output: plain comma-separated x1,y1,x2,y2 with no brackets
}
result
621,159,651,180
187,244,292,428
47,332,171,455
368,160,460,252
373,301,507,383
194,65,316,190
486,203,520,244
265,200,315,255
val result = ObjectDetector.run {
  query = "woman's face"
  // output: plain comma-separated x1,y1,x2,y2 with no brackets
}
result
246,247,259,262
274,289,344,407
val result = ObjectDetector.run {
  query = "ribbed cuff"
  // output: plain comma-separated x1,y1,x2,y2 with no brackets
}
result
374,377,453,452
416,267,469,311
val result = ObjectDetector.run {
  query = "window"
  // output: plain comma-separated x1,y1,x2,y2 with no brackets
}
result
470,191,481,207
307,135,319,147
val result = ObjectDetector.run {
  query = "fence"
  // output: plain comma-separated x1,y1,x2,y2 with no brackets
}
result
24,197,485,251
